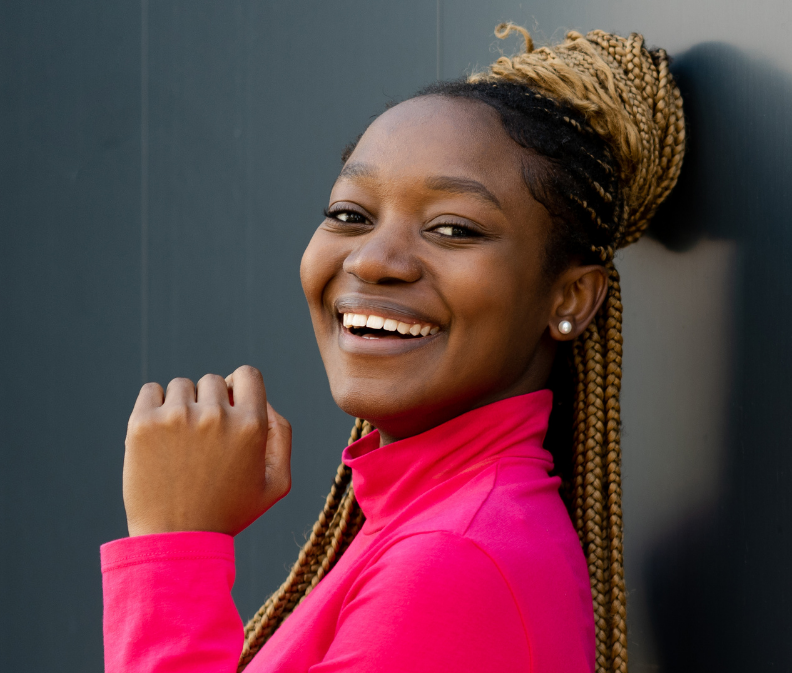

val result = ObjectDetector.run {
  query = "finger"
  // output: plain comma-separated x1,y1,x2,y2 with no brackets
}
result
163,377,196,405
225,365,267,412
132,382,165,413
265,402,292,496
196,373,231,407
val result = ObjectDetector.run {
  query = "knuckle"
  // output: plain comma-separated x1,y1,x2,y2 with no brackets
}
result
169,377,194,388
198,372,224,385
163,404,190,427
196,404,224,431
237,364,262,380
126,414,149,441
239,413,266,438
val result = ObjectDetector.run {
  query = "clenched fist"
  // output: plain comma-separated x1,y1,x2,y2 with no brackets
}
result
123,365,292,537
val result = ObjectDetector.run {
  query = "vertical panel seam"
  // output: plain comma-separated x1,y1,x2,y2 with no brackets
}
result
140,0,149,383
436,0,442,80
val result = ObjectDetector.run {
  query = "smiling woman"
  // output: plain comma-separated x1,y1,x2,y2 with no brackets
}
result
101,24,685,673
303,95,572,436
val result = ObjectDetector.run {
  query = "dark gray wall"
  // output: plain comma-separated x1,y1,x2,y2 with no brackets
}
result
2,1,790,671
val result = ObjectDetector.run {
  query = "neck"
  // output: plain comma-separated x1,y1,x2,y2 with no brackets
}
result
376,384,549,447
376,337,557,446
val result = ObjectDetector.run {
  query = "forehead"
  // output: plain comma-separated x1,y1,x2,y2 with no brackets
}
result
348,96,525,184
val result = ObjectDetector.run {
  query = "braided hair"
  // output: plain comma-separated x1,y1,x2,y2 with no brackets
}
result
239,25,685,673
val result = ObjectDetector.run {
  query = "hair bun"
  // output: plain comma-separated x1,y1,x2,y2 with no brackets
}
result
471,25,686,248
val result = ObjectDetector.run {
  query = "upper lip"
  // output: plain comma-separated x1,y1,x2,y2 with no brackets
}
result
333,295,441,326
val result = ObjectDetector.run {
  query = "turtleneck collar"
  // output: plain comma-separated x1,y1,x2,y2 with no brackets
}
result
342,390,554,533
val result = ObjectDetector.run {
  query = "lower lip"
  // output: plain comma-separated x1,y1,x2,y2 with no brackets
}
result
337,325,442,355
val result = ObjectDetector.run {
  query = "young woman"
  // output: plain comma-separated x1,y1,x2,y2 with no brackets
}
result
102,25,685,673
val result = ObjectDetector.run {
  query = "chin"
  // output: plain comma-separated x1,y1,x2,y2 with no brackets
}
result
328,376,429,428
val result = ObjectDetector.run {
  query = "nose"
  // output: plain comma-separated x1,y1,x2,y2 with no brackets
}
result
343,220,422,284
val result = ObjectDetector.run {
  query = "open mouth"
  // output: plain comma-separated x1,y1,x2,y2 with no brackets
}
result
341,312,440,340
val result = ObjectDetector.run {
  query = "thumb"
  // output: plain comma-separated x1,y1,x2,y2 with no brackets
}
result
264,401,292,497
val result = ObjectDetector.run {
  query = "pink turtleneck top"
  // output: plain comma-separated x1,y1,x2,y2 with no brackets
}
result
101,391,595,672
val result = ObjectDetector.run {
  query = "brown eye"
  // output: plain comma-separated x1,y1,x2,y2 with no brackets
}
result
337,212,366,223
324,208,368,224
433,224,477,237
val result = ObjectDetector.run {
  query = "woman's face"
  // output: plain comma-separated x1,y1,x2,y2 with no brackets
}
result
301,96,594,442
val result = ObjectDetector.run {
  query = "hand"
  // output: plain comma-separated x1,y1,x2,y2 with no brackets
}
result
123,365,292,537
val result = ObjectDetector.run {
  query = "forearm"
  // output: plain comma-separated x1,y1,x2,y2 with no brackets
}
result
101,531,243,673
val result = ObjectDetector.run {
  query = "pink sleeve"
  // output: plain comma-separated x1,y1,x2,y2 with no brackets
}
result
310,532,532,673
101,531,243,673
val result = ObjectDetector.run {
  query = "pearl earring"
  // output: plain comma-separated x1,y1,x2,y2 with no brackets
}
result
558,320,573,335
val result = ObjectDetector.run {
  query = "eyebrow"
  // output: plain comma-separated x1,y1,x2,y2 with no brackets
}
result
338,161,377,180
337,164,502,210
424,176,502,209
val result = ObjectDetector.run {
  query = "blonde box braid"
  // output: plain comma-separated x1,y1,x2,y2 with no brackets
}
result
239,25,685,673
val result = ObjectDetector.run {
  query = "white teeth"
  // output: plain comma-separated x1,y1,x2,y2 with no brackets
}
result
342,313,440,337
366,315,385,329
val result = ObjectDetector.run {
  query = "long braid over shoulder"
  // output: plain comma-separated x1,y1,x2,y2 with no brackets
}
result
239,25,685,673
237,420,371,671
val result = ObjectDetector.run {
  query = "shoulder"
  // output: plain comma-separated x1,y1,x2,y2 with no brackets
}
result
465,459,585,575
365,530,514,591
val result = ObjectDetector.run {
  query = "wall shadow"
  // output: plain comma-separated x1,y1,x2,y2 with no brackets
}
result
646,42,792,672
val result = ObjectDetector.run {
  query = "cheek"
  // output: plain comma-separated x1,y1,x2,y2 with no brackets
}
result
443,249,548,369
448,249,544,326
300,229,340,312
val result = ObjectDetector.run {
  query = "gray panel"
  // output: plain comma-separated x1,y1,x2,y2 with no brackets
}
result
3,1,791,671
0,2,141,671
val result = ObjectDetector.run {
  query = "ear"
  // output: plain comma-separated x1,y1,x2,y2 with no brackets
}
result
547,264,609,341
